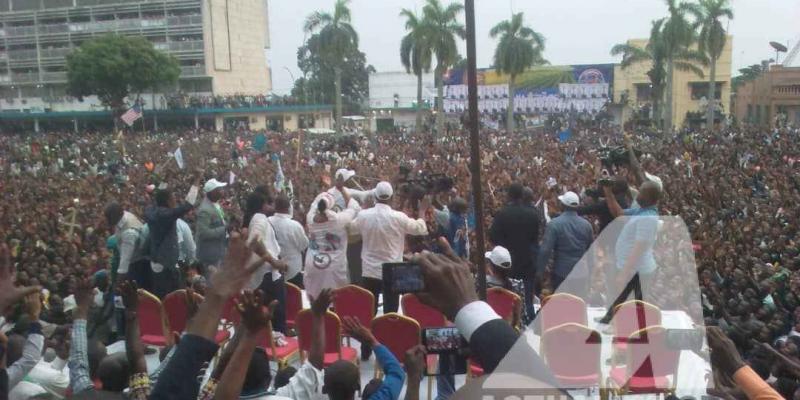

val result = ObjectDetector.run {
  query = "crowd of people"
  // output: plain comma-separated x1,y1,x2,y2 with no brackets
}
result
163,93,303,110
0,119,798,399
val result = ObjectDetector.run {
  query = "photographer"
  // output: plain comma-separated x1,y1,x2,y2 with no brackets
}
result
577,178,631,232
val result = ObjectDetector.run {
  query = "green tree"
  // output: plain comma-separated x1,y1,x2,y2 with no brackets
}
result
304,0,359,131
611,20,668,128
294,33,374,117
490,12,546,134
400,9,433,133
687,0,733,130
66,34,179,117
661,0,708,132
422,0,465,135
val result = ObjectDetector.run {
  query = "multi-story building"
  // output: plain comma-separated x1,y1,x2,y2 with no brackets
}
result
734,65,800,128
0,0,271,113
611,36,733,129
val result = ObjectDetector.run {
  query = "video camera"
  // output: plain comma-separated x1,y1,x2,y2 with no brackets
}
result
599,146,643,169
397,166,455,202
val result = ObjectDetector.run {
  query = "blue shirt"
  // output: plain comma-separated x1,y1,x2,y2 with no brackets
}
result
368,344,406,400
536,211,594,278
615,206,659,275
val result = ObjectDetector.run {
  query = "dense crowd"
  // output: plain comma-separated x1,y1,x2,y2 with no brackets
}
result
163,93,303,110
0,121,798,399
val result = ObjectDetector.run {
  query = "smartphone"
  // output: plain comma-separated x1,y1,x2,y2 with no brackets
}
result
382,263,424,294
422,327,468,376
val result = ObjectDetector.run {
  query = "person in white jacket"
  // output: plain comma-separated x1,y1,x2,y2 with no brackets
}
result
267,194,309,287
304,185,359,299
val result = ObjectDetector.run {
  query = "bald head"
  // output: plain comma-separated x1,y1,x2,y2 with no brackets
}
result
324,360,360,400
637,180,662,207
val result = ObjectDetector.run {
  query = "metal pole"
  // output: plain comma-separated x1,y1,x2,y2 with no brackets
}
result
465,0,487,300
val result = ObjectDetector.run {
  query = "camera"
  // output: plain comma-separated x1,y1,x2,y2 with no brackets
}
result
599,146,642,169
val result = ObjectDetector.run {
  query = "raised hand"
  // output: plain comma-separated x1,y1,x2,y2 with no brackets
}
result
342,316,377,347
236,290,276,334
411,251,478,321
24,292,42,321
310,288,334,316
119,280,138,310
74,276,94,319
209,230,261,299
0,243,40,314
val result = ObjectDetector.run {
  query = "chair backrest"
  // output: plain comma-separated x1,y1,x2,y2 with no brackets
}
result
333,285,375,326
162,290,204,334
540,293,588,331
137,289,169,340
486,287,521,325
371,313,421,364
542,323,601,382
220,295,241,326
285,283,303,322
402,294,446,329
296,309,342,355
613,300,662,342
626,326,680,387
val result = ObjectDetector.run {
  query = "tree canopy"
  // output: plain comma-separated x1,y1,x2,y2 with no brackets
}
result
66,34,180,114
293,32,374,115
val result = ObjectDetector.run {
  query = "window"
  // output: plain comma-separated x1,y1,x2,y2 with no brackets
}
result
690,82,723,100
635,83,652,102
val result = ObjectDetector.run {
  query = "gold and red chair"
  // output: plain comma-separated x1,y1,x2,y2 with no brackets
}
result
542,322,604,397
333,285,376,345
136,289,172,347
607,325,679,397
540,292,588,333
285,283,303,331
259,321,300,369
611,300,661,355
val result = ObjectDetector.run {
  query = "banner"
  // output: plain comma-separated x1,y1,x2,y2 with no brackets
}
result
174,147,184,169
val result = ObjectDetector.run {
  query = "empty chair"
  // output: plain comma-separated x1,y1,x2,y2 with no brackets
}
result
333,285,375,344
607,325,679,396
137,289,171,347
539,293,588,332
401,294,447,328
611,300,661,353
542,323,603,394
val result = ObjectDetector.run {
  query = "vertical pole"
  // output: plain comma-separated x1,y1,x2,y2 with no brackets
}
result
465,0,487,300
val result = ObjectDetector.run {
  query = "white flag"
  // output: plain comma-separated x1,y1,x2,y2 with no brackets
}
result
174,147,185,169
229,171,236,185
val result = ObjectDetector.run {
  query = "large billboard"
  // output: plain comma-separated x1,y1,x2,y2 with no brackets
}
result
442,64,614,114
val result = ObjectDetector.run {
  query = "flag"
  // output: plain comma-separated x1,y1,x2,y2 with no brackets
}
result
274,159,286,193
558,128,572,142
229,171,236,185
121,104,142,127
174,147,185,169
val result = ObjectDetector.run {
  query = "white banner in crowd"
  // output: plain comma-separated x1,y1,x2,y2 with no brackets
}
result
174,147,185,169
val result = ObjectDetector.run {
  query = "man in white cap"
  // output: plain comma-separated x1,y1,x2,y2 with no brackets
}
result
536,191,593,298
327,168,373,210
351,181,428,358
196,179,228,270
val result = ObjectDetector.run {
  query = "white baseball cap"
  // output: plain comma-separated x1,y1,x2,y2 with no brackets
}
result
335,169,356,182
375,181,393,200
558,191,580,207
644,172,663,192
485,246,512,269
203,178,228,193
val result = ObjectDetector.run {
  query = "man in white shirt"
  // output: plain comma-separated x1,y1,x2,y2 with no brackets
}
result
176,218,196,264
352,181,428,317
268,194,309,287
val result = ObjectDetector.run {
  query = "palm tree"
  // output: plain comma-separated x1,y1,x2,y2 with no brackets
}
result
400,9,433,133
490,12,546,134
661,0,708,132
687,0,733,131
304,0,359,132
422,0,465,135
611,20,668,128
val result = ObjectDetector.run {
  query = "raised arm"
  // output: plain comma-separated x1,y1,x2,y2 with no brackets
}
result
308,289,334,370
602,185,625,218
150,232,262,400
624,133,646,187
68,278,96,394
7,293,44,388
119,280,147,375
213,291,275,400
343,316,405,400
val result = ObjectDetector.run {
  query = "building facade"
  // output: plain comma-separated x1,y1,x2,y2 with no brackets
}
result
733,65,800,128
367,70,435,132
612,37,733,129
0,0,271,114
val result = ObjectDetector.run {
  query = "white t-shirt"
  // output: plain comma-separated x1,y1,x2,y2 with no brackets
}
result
303,199,358,298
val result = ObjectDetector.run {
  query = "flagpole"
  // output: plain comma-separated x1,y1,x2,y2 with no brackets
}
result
465,0,487,300
139,97,146,136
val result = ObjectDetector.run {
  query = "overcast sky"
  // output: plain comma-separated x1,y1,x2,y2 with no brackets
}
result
266,0,799,94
